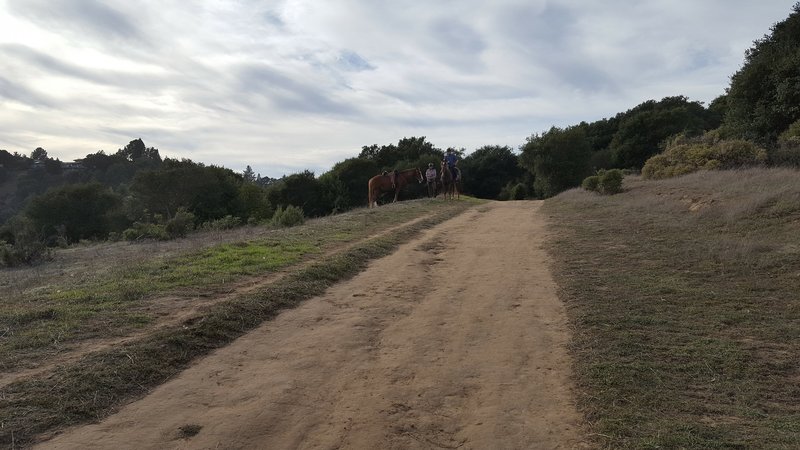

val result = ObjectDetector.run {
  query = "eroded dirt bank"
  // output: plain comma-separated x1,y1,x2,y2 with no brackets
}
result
39,201,587,449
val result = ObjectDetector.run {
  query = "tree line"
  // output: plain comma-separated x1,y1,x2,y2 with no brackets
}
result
2,4,799,265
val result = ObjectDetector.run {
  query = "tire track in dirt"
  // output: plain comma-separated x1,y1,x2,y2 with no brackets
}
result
38,201,588,449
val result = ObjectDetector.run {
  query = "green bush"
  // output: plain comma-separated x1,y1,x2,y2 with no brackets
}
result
581,170,624,195
165,208,195,238
271,205,305,227
581,175,600,192
199,215,241,231
770,120,800,167
598,169,624,194
1,239,51,267
0,216,51,267
779,119,800,141
496,182,512,201
511,182,528,200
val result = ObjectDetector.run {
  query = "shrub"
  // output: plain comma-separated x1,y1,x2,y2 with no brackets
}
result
511,182,528,200
581,170,624,195
496,182,512,201
581,175,600,192
770,120,800,167
199,215,241,231
0,216,51,267
642,132,767,179
165,208,195,238
598,169,624,194
0,239,51,267
769,140,800,167
271,205,305,227
122,222,169,241
779,119,800,141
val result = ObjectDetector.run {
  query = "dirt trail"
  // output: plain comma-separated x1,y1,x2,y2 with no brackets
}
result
38,201,587,449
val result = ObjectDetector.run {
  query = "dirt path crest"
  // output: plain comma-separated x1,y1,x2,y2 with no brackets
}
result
38,201,587,449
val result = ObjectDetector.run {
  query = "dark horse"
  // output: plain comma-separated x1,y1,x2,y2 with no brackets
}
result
368,168,424,208
440,161,460,200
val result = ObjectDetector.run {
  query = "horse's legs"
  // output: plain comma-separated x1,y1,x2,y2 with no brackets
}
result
368,186,378,208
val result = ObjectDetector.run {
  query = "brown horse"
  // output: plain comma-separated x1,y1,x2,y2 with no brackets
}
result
368,168,424,208
439,161,460,200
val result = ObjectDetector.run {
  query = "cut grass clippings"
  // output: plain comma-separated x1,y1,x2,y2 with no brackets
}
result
0,199,478,448
544,168,800,449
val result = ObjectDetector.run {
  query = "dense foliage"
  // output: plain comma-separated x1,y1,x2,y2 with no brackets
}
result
25,183,123,243
459,145,525,199
519,126,592,198
608,96,719,168
724,4,800,143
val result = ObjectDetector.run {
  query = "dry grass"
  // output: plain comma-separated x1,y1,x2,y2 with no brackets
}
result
545,168,800,449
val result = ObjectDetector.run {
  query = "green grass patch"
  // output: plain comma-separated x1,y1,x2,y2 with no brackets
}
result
149,240,318,285
545,168,800,448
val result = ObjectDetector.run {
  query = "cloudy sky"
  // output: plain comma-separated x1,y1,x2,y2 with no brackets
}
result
0,1,793,177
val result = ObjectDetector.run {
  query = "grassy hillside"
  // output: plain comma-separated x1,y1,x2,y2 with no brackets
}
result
0,198,479,447
545,168,800,448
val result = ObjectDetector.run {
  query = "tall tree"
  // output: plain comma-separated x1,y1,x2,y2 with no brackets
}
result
30,147,47,161
25,183,122,242
242,165,256,183
131,159,241,221
319,157,379,210
460,145,524,199
519,126,591,198
120,139,146,161
265,171,328,217
358,136,443,169
118,138,161,163
610,96,716,168
724,3,800,143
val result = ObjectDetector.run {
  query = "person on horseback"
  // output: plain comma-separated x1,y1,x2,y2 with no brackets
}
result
443,148,459,180
425,162,437,197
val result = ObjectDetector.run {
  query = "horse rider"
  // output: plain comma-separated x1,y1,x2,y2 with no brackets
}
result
425,162,437,197
443,148,459,180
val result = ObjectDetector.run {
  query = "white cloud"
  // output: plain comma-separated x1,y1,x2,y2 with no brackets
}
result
0,0,793,177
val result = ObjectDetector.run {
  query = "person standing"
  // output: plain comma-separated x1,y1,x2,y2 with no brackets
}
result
425,162,438,197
